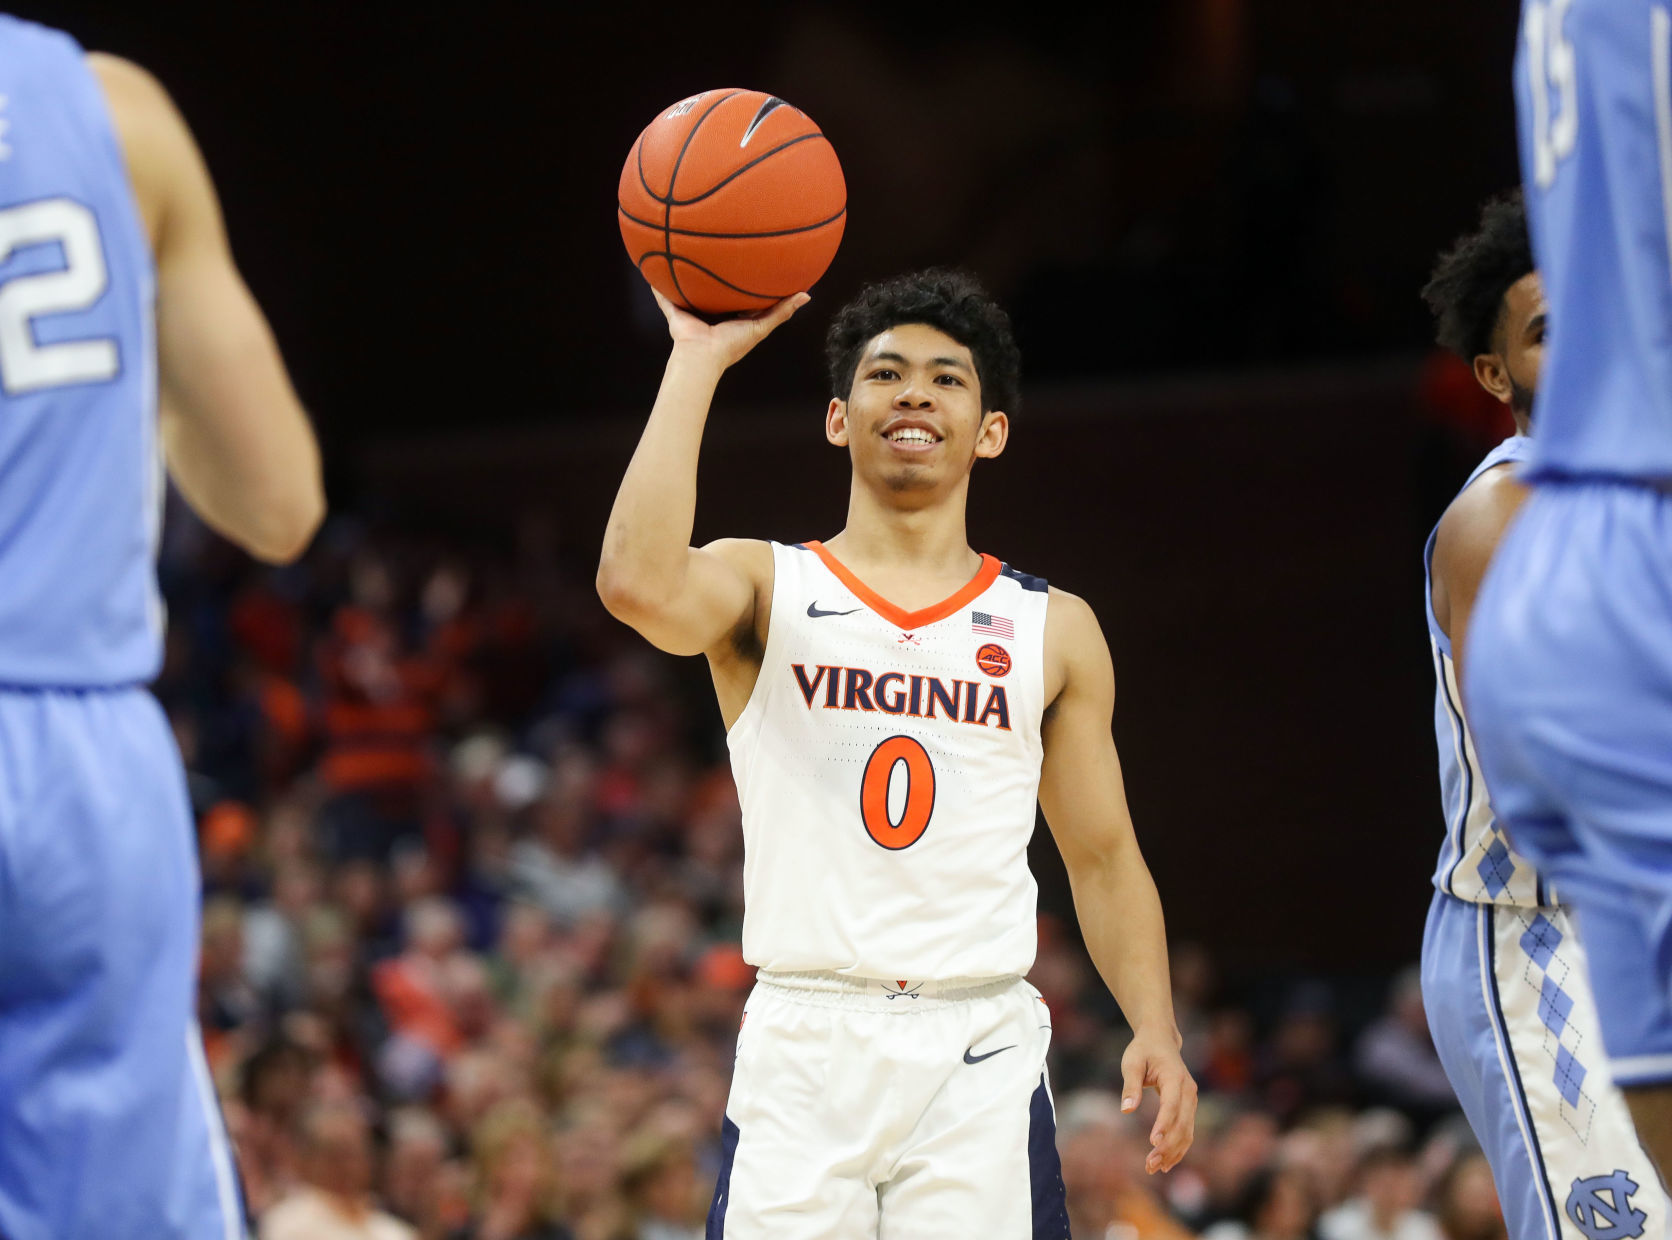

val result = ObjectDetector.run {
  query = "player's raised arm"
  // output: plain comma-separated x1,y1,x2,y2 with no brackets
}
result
1430,466,1528,693
596,290,807,657
90,54,324,566
1037,589,1197,1174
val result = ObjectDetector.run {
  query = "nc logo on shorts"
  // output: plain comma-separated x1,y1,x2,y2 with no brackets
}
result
1567,1170,1647,1240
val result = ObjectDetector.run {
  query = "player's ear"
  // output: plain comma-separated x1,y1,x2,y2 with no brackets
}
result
974,410,1008,460
826,398,850,447
1473,353,1513,405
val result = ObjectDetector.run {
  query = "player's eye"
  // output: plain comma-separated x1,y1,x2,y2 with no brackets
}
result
935,374,962,386
869,368,899,381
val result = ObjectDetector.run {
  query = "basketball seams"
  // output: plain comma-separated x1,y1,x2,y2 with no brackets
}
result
662,90,742,307
634,134,657,205
668,132,831,206
618,203,847,241
647,90,742,205
634,250,783,302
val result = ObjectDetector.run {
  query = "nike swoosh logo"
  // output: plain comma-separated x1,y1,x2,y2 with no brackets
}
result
740,96,788,148
807,602,862,619
963,1044,1017,1065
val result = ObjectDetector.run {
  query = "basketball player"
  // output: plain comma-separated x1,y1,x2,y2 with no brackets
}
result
0,16,323,1240
1466,0,1672,1192
597,269,1196,1237
1418,193,1663,1240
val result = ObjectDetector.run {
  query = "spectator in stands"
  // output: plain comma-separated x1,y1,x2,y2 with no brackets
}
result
511,749,626,927
1257,987,1356,1124
1318,1146,1443,1240
1431,1154,1505,1240
1059,1090,1198,1240
620,1130,705,1240
382,1106,460,1240
1176,1106,1281,1232
1353,968,1457,1126
244,858,325,1011
374,898,473,1061
261,1099,415,1240
200,894,261,1041
1202,1166,1321,1240
236,1034,316,1215
455,1098,571,1240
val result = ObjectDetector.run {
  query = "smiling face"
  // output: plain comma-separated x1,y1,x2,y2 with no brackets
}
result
825,322,1008,501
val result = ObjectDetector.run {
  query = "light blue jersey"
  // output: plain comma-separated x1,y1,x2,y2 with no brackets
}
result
1515,0,1672,481
1419,434,1668,1240
1463,0,1672,1086
0,15,161,687
1425,435,1547,907
0,19,243,1240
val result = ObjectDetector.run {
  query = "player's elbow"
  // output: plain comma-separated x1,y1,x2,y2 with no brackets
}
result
595,555,663,625
595,561,709,656
243,483,326,565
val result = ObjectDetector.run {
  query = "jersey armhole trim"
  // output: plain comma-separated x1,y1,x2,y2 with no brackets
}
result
724,540,783,748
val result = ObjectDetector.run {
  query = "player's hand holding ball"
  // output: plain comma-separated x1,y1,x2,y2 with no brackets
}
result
650,286,809,373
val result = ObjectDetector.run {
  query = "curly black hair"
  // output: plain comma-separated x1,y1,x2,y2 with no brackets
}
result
1421,192,1534,360
824,269,1022,415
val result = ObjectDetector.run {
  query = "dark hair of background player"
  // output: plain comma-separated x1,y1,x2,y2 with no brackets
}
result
824,269,1023,416
1421,192,1534,361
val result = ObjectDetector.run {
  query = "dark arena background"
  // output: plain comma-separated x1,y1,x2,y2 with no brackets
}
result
16,3,1530,1237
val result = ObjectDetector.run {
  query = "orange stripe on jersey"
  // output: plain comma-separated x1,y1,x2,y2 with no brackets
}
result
805,541,1001,630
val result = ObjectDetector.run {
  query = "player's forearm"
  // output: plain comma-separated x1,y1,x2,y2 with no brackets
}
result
161,391,324,565
597,345,725,613
1067,845,1180,1042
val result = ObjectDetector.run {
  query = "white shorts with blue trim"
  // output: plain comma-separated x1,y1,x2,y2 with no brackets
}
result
706,971,1068,1239
1423,891,1667,1240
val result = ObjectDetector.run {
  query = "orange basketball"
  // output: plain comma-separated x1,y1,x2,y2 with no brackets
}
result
618,89,846,316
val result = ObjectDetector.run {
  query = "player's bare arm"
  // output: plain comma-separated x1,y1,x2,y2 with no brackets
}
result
1038,586,1197,1174
90,54,324,565
1430,464,1528,692
597,289,806,723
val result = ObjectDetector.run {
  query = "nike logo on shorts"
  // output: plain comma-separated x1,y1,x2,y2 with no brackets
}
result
807,602,861,619
962,1043,1016,1065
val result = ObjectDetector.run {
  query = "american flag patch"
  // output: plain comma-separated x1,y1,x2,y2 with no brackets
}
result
972,611,1014,639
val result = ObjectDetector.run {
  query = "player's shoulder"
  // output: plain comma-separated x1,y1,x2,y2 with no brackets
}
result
84,53,193,238
1041,586,1114,708
699,537,774,575
1434,462,1528,569
1044,584,1096,626
85,53,173,119
1043,586,1108,657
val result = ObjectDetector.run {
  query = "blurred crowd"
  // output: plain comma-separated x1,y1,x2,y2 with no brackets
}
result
159,498,1502,1240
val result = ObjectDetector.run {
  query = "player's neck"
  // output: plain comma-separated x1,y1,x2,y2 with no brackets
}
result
825,477,979,581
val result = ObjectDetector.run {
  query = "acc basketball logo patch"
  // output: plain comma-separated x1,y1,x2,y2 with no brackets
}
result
976,643,1011,678
1567,1171,1647,1240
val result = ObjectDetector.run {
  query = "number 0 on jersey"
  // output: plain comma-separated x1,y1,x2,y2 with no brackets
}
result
861,735,936,849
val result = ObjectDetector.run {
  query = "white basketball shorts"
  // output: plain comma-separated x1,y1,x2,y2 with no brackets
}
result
705,971,1069,1239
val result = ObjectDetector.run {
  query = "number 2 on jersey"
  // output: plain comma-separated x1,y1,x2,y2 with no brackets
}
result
860,735,936,850
0,198,120,396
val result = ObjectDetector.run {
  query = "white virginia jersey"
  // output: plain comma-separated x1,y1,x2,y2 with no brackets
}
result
1426,435,1549,907
727,540,1052,981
